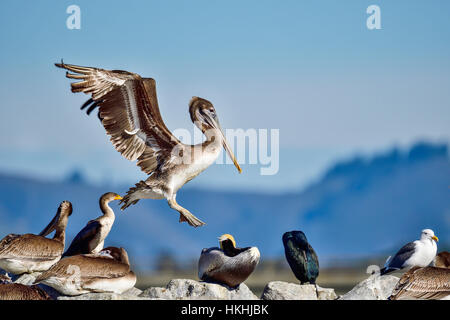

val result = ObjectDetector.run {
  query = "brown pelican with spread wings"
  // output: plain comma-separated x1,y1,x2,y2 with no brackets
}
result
55,62,241,227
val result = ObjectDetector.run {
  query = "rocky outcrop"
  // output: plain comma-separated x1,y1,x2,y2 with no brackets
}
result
317,285,338,300
139,279,258,300
123,287,143,296
58,291,149,300
1,268,403,301
261,281,337,300
58,279,257,300
339,275,399,300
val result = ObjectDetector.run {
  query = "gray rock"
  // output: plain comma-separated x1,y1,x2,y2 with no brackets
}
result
316,285,338,300
139,279,258,300
340,275,399,300
141,286,173,299
57,292,152,300
261,281,316,300
260,281,337,300
123,287,143,296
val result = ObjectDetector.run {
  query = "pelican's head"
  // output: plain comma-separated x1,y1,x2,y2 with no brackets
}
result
39,200,73,237
189,97,242,173
219,234,237,250
421,229,438,242
101,247,130,265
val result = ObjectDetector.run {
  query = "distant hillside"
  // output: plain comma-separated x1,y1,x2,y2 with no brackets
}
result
0,142,449,270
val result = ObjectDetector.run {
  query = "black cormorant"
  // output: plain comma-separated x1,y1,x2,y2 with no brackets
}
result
282,230,319,284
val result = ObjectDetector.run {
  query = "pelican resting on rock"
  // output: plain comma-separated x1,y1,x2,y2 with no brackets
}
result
0,273,51,300
34,247,136,295
198,234,260,288
63,192,122,257
56,62,242,228
282,230,319,284
389,266,450,300
0,201,73,275
381,229,438,275
434,251,450,268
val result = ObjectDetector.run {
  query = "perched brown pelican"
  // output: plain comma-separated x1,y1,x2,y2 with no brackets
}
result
434,251,450,268
0,201,72,275
55,62,242,228
198,234,260,288
389,266,450,300
0,276,51,300
34,247,136,296
0,283,52,300
63,192,122,257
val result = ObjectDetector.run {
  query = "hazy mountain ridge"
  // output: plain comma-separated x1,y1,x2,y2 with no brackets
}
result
0,142,448,270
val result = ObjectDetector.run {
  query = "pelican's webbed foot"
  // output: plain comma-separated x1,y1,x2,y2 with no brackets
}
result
178,212,206,227
168,198,206,227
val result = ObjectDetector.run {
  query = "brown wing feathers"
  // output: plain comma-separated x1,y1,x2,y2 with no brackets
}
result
0,234,63,260
80,98,103,120
55,61,182,173
100,83,148,161
35,255,130,282
390,266,450,300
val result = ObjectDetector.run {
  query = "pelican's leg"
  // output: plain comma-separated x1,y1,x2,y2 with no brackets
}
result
167,195,205,227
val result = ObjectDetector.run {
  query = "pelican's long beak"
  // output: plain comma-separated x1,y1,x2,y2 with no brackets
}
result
114,195,123,200
38,211,60,237
221,133,242,173
206,114,242,174
432,235,439,242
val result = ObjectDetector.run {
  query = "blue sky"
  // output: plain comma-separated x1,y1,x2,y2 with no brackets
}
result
0,0,449,192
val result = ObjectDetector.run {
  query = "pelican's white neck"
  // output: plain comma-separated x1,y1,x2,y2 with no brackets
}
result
203,127,224,145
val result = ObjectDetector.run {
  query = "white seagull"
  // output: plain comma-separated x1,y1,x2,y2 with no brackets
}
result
381,229,438,275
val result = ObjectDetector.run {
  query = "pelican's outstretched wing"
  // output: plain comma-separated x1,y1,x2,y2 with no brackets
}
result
390,266,450,300
55,62,182,174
